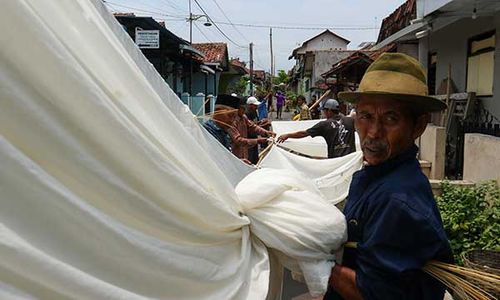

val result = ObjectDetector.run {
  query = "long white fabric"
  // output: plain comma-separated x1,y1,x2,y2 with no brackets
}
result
272,120,329,157
0,1,361,299
260,148,363,205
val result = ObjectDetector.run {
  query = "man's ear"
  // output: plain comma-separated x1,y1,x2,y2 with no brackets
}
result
412,113,430,139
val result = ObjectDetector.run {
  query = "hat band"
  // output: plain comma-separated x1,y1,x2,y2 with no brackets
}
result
359,70,428,96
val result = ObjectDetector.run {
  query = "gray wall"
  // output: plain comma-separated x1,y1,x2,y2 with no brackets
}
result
428,12,499,117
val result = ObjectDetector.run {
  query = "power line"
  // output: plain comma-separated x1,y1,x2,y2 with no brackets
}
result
214,21,380,31
194,22,213,42
103,1,185,18
210,0,250,43
158,0,188,14
192,0,246,48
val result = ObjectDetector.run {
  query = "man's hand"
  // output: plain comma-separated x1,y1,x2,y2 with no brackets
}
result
267,131,277,138
277,134,289,143
257,138,268,144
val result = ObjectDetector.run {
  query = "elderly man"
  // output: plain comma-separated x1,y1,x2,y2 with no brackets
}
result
231,97,274,162
324,53,453,300
277,98,356,158
202,94,240,151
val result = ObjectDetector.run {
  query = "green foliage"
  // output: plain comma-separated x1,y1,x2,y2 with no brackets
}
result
272,70,289,86
436,181,500,264
228,75,249,96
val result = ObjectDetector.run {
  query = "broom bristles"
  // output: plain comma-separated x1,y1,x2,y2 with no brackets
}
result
423,261,499,300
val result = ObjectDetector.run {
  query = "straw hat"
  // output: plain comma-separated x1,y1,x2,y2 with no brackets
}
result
338,53,446,112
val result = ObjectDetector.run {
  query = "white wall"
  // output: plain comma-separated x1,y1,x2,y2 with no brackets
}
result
427,13,500,118
417,0,454,17
418,125,446,179
296,32,349,55
305,34,348,52
463,133,500,183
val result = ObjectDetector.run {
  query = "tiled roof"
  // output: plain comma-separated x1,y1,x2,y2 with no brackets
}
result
367,42,397,60
377,0,416,43
230,58,245,68
321,43,397,78
253,70,265,81
192,43,228,64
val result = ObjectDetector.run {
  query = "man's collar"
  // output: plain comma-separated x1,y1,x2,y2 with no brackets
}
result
363,144,418,175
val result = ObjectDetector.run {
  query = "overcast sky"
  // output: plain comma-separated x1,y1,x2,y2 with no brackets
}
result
106,0,407,72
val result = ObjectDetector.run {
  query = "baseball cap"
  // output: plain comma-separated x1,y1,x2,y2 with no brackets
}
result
322,99,339,110
246,96,261,106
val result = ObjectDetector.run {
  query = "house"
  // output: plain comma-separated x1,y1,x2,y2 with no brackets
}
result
376,0,500,178
192,42,230,98
373,0,419,58
321,43,397,98
219,58,249,95
288,30,354,102
114,14,205,98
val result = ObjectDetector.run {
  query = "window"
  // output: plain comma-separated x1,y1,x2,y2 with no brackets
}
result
466,31,495,96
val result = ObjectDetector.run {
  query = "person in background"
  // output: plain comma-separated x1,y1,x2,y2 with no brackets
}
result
277,99,355,158
257,93,269,121
202,94,240,151
267,91,274,112
310,95,320,119
230,97,273,163
246,96,275,164
297,95,311,120
324,53,453,300
275,91,285,120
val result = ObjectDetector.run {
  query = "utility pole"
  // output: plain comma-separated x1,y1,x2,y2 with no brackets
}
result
249,42,254,96
269,27,274,79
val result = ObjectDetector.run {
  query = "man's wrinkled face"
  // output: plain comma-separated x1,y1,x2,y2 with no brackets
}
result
355,96,427,166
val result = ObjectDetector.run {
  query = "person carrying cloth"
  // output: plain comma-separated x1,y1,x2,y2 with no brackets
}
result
277,98,356,158
324,53,453,300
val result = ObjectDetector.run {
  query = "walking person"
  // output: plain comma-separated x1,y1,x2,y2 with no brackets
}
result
275,91,285,120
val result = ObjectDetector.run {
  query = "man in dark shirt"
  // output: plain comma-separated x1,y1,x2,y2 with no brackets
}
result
202,94,240,151
324,53,453,300
277,99,356,158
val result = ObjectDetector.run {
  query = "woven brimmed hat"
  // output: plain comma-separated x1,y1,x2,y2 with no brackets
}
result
338,53,446,112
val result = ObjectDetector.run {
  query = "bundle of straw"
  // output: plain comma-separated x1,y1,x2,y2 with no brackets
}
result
423,261,500,300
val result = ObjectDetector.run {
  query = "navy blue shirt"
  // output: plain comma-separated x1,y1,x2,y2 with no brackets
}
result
325,145,453,300
202,119,231,150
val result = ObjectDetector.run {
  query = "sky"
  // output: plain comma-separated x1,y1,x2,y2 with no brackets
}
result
105,0,407,73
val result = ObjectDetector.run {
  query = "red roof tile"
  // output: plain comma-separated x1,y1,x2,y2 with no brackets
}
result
377,0,416,43
253,70,265,81
192,43,228,64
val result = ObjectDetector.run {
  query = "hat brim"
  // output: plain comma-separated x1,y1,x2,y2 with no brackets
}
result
338,91,447,112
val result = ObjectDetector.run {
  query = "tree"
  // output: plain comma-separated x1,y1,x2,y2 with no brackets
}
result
272,70,290,86
227,75,249,96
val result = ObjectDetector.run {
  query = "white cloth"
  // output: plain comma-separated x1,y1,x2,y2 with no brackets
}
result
236,168,347,296
260,147,364,205
0,1,356,299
